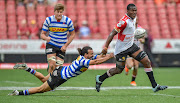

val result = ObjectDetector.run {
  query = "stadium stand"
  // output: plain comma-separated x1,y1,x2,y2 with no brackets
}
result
0,0,179,39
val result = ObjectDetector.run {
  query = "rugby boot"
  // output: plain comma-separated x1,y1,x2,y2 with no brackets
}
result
130,81,137,86
8,90,19,96
152,84,168,92
13,63,28,70
95,75,102,92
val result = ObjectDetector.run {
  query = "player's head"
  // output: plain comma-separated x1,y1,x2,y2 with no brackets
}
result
77,46,94,59
54,3,64,20
127,4,137,19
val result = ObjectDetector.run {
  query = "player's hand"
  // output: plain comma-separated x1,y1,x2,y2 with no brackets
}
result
61,45,66,52
101,47,108,55
109,53,114,58
46,37,51,43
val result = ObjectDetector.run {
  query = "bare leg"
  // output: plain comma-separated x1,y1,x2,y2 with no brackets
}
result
34,73,50,83
28,81,52,94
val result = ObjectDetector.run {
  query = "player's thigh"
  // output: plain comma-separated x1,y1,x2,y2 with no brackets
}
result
115,53,127,71
39,81,52,92
56,49,65,66
46,44,57,64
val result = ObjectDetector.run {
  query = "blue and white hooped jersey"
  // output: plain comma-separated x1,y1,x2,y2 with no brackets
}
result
61,55,97,80
42,15,74,48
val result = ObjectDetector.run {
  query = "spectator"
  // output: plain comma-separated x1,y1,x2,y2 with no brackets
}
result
90,21,101,39
79,20,91,39
29,20,40,39
73,20,80,39
47,0,57,6
17,19,30,39
16,0,24,6
24,0,36,10
154,0,166,5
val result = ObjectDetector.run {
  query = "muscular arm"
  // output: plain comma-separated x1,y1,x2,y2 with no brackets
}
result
101,28,119,55
89,53,114,65
60,30,75,52
64,30,75,48
40,30,51,42
104,28,118,48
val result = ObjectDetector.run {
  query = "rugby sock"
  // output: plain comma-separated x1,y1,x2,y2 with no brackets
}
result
26,68,36,75
132,76,136,81
99,70,111,82
144,68,157,88
99,72,109,82
19,90,29,95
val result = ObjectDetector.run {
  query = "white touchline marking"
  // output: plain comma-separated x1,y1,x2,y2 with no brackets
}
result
150,93,180,98
0,81,35,85
0,86,180,90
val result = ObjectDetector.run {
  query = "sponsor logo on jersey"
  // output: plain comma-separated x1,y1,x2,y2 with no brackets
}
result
80,67,88,72
49,27,67,32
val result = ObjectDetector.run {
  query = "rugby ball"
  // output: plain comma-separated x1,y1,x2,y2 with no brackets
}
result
134,28,147,39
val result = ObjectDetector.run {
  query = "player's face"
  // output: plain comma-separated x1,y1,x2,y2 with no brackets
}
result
86,50,94,59
54,10,63,20
127,6,137,19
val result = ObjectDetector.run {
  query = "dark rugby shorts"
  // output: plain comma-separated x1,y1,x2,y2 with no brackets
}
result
115,43,140,62
47,66,67,90
46,43,65,59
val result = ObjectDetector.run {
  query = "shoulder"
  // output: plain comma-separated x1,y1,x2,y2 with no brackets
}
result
63,15,72,22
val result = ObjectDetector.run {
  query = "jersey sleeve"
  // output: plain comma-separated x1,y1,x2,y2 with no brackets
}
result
91,55,98,60
115,20,127,31
79,58,90,67
66,17,74,32
42,17,50,32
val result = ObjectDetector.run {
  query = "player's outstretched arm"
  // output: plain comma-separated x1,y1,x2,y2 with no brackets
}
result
102,29,118,55
89,53,114,65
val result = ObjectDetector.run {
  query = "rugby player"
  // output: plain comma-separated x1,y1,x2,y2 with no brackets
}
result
95,4,167,92
124,24,145,86
8,46,114,96
41,3,75,74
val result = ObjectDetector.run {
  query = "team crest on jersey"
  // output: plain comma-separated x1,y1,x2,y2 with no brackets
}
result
117,20,125,27
80,67,88,72
49,27,67,32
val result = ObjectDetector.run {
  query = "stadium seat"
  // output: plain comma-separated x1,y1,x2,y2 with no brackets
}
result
37,15,46,28
126,0,135,6
16,5,26,15
36,5,46,16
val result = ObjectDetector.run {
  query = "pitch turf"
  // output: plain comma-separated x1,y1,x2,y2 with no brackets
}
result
0,68,180,103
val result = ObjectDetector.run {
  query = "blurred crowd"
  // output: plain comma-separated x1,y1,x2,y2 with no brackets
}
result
15,0,100,40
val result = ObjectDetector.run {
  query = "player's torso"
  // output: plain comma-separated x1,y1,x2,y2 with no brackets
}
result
115,15,136,55
48,15,69,48
61,56,90,80
118,15,136,42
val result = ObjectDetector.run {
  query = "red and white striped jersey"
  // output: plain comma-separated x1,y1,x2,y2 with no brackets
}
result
114,14,136,55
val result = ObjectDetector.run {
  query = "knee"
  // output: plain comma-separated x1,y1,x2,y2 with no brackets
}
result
116,65,124,74
143,58,151,67
49,62,56,69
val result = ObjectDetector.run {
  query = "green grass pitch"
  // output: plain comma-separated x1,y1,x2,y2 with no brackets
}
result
0,68,180,103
